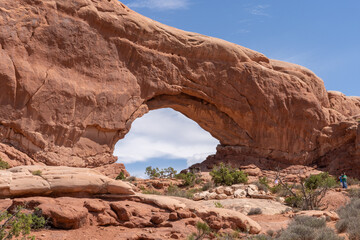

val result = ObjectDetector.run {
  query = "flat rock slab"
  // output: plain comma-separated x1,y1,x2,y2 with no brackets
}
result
200,198,290,215
0,165,135,198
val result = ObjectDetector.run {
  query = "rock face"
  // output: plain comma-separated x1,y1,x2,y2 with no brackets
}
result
0,0,359,172
0,165,135,197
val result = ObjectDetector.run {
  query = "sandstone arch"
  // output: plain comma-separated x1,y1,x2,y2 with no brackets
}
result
0,0,359,174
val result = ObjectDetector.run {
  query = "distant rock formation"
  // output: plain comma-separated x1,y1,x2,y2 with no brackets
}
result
0,0,359,173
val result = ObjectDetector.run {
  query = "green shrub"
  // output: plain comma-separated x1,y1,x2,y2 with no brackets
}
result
115,172,126,180
305,172,337,190
285,195,303,208
176,172,198,187
247,208,262,215
0,206,46,240
31,170,42,176
214,202,224,208
201,181,214,191
0,157,10,170
210,163,248,186
187,221,210,240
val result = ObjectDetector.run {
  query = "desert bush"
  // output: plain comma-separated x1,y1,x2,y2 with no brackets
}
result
336,198,360,239
247,208,262,215
115,172,126,180
291,215,326,229
210,163,248,186
0,206,46,240
254,181,269,193
266,229,274,237
275,215,342,240
166,184,201,199
176,172,198,186
214,202,224,208
201,181,214,191
142,189,161,195
347,177,360,186
187,221,210,240
247,235,272,240
125,176,137,182
347,188,360,199
31,170,42,176
0,157,10,170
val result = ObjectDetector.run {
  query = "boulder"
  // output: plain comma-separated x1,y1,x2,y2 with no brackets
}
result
215,194,228,200
0,166,135,198
246,185,259,196
234,189,247,198
224,187,234,196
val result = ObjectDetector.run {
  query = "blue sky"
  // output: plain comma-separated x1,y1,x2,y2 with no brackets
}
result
116,0,360,177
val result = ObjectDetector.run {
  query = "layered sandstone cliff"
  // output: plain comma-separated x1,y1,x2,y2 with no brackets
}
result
0,0,359,173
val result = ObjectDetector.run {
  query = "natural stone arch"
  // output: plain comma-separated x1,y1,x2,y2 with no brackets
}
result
0,0,359,173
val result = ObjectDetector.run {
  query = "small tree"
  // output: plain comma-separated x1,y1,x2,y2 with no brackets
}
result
276,172,337,210
210,163,248,186
145,166,160,179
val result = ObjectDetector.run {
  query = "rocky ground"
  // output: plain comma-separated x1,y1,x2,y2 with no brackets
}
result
0,165,355,239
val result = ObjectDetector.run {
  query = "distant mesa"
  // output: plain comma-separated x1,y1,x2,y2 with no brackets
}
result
0,0,359,174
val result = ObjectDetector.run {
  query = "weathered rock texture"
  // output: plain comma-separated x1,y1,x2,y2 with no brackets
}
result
0,0,359,173
0,165,135,198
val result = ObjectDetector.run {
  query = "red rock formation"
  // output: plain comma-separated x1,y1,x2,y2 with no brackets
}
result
0,0,359,173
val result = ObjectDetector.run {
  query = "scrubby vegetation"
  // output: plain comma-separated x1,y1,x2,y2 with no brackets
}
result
210,163,248,186
247,207,262,215
336,197,360,239
145,166,177,179
31,170,42,177
187,221,210,240
248,216,342,240
214,202,224,208
165,184,201,199
276,172,337,210
115,171,126,180
0,206,47,240
0,157,10,170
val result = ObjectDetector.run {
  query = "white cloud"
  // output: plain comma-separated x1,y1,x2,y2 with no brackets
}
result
114,108,219,166
249,4,270,17
125,0,189,10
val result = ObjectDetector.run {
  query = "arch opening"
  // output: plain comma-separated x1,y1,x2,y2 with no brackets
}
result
114,108,219,178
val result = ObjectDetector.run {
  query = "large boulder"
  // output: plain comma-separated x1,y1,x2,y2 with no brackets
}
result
0,165,135,198
0,0,359,173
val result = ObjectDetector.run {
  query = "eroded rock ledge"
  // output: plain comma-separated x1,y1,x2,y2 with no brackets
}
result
0,0,359,172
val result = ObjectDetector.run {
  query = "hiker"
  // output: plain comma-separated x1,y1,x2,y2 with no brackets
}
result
341,173,348,189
